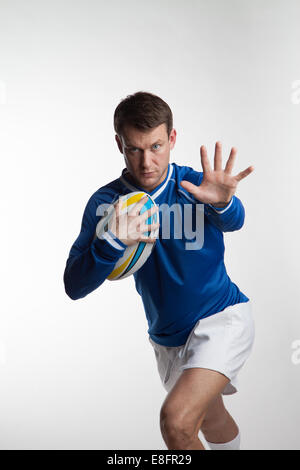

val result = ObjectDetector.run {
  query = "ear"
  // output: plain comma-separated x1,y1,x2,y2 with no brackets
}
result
115,134,123,154
169,128,177,150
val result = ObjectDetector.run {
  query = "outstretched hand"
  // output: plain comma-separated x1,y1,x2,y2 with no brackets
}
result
180,142,254,208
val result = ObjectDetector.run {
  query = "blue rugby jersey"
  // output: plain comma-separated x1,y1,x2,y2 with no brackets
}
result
63,163,249,346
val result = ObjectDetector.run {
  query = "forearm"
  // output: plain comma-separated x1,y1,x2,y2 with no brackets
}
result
63,234,126,300
205,195,245,232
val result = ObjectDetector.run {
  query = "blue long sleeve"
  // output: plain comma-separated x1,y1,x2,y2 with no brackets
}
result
63,196,126,300
204,195,245,232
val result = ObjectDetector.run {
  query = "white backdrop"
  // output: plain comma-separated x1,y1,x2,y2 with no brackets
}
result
0,0,299,450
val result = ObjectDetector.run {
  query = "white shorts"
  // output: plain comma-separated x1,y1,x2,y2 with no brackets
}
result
148,300,255,395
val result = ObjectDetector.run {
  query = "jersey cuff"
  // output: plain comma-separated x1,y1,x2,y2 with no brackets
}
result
93,231,126,260
208,197,233,214
102,230,127,250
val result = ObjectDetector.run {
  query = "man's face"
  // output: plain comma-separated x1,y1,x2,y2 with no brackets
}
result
115,123,176,192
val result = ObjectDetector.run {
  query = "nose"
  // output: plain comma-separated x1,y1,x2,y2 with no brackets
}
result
141,151,153,170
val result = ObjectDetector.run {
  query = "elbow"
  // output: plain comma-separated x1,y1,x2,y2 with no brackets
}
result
63,269,81,301
232,217,245,232
228,205,245,232
236,220,245,231
225,220,245,232
222,217,245,233
65,287,80,301
64,281,81,301
63,273,91,301
235,208,246,231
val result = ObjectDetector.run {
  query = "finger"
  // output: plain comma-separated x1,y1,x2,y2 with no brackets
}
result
113,199,123,216
200,145,212,174
139,206,159,223
141,222,160,232
148,229,159,239
138,236,157,243
180,180,200,195
114,198,123,209
130,196,150,216
224,147,237,174
214,141,222,171
235,165,254,182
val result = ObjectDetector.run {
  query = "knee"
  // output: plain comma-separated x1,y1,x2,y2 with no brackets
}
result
160,405,201,448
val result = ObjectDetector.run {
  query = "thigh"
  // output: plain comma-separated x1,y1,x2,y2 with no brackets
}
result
200,393,227,431
160,367,230,432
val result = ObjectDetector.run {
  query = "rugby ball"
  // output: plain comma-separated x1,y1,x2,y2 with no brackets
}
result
94,191,159,280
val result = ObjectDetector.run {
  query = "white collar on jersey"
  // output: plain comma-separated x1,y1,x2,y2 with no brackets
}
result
119,163,174,200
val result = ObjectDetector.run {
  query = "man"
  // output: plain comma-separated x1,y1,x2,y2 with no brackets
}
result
63,91,255,450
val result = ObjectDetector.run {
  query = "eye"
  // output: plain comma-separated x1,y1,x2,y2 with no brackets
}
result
152,144,161,150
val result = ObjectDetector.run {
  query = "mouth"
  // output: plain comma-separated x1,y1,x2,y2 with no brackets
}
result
141,172,155,177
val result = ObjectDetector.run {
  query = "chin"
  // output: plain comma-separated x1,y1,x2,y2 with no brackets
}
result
139,182,155,192
141,177,159,189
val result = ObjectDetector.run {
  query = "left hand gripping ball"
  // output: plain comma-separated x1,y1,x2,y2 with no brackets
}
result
95,191,159,280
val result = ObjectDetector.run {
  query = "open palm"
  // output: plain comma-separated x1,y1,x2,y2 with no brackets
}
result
180,142,254,207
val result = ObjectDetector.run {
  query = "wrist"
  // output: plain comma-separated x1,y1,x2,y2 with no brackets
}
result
101,228,128,249
211,198,232,209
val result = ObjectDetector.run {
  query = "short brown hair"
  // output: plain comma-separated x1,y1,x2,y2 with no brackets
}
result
113,91,173,139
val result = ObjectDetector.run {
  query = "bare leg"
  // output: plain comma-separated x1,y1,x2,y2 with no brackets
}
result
159,367,230,450
200,393,239,444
